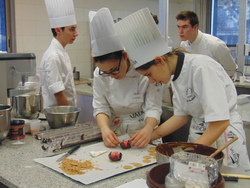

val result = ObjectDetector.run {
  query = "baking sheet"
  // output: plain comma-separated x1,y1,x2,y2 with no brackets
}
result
34,140,156,185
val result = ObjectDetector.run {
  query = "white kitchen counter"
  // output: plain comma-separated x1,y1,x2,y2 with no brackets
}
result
75,83,93,97
0,125,154,188
234,80,250,88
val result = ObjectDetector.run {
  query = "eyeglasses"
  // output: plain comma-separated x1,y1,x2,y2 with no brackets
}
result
99,58,122,76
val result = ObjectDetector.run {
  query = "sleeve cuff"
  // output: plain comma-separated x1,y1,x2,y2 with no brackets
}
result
48,81,65,94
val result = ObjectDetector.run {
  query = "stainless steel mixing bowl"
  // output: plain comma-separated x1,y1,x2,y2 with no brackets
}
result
11,93,43,119
44,106,81,129
0,104,12,143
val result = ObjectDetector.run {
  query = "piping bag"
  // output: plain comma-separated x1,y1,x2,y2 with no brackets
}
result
167,137,238,187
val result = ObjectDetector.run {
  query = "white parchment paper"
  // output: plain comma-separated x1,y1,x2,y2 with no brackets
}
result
34,140,156,185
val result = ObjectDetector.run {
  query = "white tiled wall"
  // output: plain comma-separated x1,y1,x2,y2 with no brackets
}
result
15,0,159,79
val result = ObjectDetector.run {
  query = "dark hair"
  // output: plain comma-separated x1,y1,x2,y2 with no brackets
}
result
135,48,187,71
51,27,65,37
176,11,199,27
93,50,123,63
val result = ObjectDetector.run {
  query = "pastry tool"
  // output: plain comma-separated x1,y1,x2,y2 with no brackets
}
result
209,137,238,158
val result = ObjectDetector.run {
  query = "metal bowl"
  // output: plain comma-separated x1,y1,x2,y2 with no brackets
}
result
156,142,224,169
0,104,12,143
11,93,43,119
44,106,81,129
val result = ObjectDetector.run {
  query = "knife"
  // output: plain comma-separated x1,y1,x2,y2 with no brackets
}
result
56,145,80,162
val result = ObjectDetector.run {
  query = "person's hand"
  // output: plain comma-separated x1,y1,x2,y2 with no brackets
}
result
130,127,152,148
101,127,120,147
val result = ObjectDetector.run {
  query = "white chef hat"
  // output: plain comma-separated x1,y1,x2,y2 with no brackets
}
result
44,0,76,28
89,7,124,57
115,8,170,68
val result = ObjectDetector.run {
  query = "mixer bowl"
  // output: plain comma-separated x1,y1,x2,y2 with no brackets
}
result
11,93,43,119
44,106,81,129
0,104,12,143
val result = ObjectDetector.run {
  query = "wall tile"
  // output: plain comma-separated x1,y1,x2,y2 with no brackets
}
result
36,20,51,36
15,0,160,79
16,36,23,51
20,20,38,36
20,4,37,20
36,36,51,51
22,36,38,51
15,4,23,20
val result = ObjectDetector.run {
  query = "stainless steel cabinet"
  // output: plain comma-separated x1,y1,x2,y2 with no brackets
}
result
76,94,96,124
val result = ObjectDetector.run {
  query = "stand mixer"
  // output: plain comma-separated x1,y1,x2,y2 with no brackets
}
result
0,53,37,104
0,53,41,142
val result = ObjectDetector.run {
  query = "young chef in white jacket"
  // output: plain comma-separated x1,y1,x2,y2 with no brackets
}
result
40,0,78,108
115,8,250,170
89,8,163,148
176,10,237,77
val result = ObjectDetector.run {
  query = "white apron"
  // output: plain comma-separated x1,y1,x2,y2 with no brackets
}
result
188,110,250,170
108,77,145,135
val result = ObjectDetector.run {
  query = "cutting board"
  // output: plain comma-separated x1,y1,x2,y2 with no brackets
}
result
34,142,156,185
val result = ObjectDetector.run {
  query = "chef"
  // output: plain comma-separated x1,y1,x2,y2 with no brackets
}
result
176,10,237,77
40,0,78,108
89,8,163,148
115,8,250,170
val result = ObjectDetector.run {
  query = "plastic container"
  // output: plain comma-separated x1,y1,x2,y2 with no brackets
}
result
169,152,219,186
146,163,225,188
29,119,41,136
165,173,185,188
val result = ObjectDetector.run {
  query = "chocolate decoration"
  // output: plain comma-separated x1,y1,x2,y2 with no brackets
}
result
120,140,131,149
109,151,122,161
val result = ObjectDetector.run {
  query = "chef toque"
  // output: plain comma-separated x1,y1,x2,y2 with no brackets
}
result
89,7,124,57
44,0,76,28
115,8,170,68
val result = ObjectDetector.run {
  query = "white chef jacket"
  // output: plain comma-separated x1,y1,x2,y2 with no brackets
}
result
93,63,163,135
40,38,76,108
171,52,250,170
180,30,237,76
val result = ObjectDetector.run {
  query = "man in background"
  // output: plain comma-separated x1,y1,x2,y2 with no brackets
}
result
40,0,78,108
176,10,237,77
